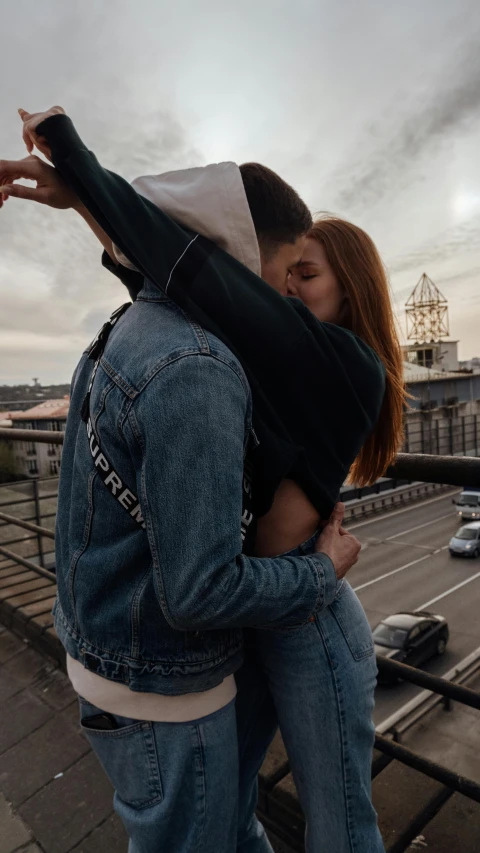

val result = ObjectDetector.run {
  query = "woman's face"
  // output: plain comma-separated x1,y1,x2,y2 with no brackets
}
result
288,237,346,324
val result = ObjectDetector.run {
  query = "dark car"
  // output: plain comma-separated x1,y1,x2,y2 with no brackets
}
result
373,611,449,682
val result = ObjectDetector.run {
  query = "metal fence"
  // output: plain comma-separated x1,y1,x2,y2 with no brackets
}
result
404,412,480,457
1,427,480,806
0,474,58,571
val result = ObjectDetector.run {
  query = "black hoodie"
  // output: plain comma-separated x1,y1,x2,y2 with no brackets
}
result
38,114,386,518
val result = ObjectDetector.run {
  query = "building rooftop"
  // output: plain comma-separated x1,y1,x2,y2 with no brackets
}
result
402,361,444,380
10,399,70,421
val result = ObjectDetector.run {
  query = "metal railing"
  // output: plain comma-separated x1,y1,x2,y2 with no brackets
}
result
1,428,480,805
403,412,480,457
0,469,57,569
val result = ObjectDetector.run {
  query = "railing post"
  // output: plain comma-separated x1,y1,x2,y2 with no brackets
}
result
32,478,45,568
475,414,479,458
462,416,466,455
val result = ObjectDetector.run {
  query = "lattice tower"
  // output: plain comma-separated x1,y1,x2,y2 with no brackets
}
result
405,273,449,343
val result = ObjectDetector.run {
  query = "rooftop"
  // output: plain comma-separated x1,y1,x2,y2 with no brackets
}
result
10,399,70,421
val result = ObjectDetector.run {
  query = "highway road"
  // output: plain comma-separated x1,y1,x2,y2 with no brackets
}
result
344,490,480,724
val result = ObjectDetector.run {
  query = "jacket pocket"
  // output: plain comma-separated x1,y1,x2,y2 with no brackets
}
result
329,582,374,661
80,706,163,808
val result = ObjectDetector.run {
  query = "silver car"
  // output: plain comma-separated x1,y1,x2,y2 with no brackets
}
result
449,521,480,558
453,489,480,521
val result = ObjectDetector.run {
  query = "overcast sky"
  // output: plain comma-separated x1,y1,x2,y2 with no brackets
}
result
1,0,480,384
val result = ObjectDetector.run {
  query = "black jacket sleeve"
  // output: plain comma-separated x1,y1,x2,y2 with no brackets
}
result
101,250,143,301
37,114,197,288
38,113,386,518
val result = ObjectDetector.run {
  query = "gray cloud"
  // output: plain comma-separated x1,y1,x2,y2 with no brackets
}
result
324,40,480,214
2,0,480,381
389,215,480,277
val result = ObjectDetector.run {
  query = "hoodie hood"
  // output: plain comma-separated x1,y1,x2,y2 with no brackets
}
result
113,162,261,277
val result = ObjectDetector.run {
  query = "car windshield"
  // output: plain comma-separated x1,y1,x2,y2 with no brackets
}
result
455,527,478,540
457,494,480,506
373,623,409,649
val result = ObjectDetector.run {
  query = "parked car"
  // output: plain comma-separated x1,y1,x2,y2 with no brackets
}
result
453,488,480,521
449,521,480,558
373,612,449,682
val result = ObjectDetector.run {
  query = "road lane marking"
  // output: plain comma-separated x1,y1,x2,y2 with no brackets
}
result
385,512,454,541
347,489,459,532
353,546,449,592
415,571,480,610
387,541,434,551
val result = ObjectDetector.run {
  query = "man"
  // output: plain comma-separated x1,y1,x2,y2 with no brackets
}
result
0,109,360,853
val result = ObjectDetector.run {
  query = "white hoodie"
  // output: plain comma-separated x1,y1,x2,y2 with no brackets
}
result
113,162,261,278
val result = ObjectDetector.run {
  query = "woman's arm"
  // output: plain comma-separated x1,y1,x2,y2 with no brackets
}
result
5,112,386,519
36,114,203,290
77,204,115,262
75,206,144,301
32,113,313,368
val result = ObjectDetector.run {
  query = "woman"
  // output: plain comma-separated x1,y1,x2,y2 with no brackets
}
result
104,207,401,852
235,219,404,853
113,214,401,852
6,109,405,851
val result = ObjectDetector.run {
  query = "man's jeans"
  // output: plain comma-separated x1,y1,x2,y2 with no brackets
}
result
79,697,239,852
80,581,383,853
237,581,385,853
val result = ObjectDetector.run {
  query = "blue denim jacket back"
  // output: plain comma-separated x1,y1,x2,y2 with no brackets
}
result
54,281,337,695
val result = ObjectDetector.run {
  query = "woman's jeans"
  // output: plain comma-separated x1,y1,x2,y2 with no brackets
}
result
236,579,385,853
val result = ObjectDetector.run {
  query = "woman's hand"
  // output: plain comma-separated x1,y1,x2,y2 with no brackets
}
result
18,106,65,161
0,155,79,210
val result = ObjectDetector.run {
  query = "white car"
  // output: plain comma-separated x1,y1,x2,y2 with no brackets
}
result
453,489,480,521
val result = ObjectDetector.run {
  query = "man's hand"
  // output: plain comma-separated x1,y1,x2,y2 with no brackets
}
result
315,503,361,579
18,106,65,161
0,155,79,210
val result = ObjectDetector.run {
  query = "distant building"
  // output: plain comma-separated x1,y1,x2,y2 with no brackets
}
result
459,357,480,372
401,340,459,373
404,366,480,457
0,382,71,410
8,399,69,478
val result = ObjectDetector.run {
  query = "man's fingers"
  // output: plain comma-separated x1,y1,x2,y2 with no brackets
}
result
0,157,42,181
328,502,345,530
0,183,45,202
19,112,36,152
23,125,33,153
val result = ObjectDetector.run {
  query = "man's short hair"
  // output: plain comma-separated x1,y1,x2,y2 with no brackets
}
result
239,162,312,259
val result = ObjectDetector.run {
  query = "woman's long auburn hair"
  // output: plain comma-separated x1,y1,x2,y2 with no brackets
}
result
310,216,406,486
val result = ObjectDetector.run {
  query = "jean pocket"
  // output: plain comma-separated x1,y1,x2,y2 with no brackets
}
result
329,582,374,662
80,712,163,808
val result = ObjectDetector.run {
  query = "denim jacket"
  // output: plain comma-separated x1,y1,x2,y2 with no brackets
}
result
54,280,338,695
